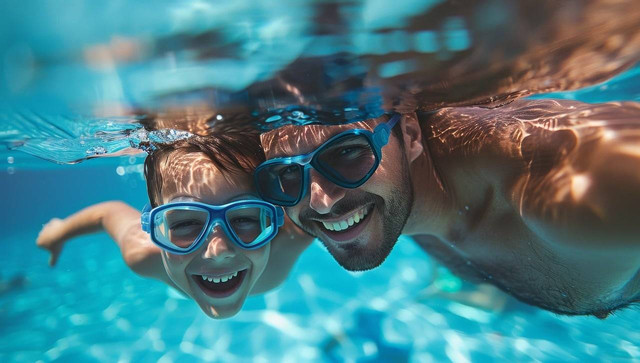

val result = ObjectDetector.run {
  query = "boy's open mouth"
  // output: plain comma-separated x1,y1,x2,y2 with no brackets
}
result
193,269,247,298
316,204,374,242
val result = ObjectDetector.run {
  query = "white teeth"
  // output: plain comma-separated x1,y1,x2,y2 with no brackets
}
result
320,206,371,232
201,271,239,284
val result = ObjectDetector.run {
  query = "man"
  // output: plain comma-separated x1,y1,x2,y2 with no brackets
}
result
257,98,640,318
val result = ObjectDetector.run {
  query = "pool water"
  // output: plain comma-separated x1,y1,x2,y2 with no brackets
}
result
1,161,638,362
1,0,640,361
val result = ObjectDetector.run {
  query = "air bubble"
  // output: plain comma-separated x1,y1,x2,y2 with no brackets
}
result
85,146,107,156
216,114,223,121
7,166,15,175
116,166,125,176
7,156,14,164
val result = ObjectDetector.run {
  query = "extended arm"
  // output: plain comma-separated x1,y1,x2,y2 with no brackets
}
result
36,201,177,289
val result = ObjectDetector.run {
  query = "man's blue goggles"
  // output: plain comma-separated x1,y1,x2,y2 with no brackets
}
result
141,200,284,255
255,114,400,206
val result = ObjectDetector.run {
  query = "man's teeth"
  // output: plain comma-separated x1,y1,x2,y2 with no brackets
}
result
322,207,369,232
201,271,238,283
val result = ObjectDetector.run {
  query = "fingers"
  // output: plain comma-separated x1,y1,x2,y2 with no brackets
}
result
49,250,61,266
36,218,65,267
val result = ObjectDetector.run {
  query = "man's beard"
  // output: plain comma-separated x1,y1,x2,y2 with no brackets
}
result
296,155,414,271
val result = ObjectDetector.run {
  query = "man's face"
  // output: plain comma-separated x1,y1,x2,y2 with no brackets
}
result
261,116,414,271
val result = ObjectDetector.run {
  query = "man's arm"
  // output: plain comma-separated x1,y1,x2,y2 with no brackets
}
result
510,100,640,251
36,201,178,289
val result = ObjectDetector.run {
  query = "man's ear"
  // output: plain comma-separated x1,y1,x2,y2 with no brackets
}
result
400,113,424,163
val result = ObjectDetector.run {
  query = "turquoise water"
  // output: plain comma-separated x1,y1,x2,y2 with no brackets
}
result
1,0,640,361
1,151,639,361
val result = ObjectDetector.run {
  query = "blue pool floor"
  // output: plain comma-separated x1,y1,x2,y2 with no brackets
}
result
1,230,639,362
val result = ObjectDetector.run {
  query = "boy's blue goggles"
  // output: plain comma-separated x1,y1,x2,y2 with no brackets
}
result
255,113,400,207
141,200,284,255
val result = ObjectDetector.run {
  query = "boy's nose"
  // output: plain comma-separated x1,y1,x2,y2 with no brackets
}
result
308,169,346,215
201,225,235,260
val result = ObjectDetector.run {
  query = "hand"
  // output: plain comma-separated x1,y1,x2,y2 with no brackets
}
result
36,218,67,266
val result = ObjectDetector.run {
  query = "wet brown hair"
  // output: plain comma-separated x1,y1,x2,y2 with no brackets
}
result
143,128,264,207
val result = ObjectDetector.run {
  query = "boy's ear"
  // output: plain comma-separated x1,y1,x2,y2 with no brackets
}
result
400,113,424,163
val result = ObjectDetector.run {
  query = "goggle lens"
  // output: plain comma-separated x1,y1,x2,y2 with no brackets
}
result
226,206,274,246
315,134,377,184
256,164,304,205
154,207,209,250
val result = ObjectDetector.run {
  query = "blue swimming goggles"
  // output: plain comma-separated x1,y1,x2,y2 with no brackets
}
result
255,113,400,206
141,200,284,254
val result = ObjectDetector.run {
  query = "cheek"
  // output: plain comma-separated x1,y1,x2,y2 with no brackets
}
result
285,205,303,222
245,246,270,274
161,252,191,276
378,142,405,176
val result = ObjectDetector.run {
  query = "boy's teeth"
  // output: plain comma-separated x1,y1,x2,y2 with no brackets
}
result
321,207,370,232
201,271,239,284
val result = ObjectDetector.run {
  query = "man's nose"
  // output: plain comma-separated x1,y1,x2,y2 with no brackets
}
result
201,225,235,260
308,169,346,214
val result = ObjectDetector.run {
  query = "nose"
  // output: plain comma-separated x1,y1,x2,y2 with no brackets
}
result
201,224,235,260
308,169,346,214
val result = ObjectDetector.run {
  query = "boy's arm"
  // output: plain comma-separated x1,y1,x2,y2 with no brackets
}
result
37,201,178,289
250,216,313,294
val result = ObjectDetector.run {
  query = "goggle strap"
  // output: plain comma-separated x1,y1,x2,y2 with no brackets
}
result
372,113,400,147
140,204,151,233
276,207,285,227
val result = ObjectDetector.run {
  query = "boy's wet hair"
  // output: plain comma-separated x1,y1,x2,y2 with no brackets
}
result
144,127,264,207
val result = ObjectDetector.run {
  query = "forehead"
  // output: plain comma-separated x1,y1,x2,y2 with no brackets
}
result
261,116,384,158
159,151,253,203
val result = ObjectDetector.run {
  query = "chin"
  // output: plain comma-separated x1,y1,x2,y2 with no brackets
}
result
200,302,243,319
327,242,390,272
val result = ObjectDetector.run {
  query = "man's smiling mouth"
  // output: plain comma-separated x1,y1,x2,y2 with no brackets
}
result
320,205,372,231
314,204,375,242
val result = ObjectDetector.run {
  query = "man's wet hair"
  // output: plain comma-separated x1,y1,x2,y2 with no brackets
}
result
144,127,264,207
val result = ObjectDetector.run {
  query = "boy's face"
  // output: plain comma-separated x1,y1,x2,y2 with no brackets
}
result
260,116,414,271
157,151,269,319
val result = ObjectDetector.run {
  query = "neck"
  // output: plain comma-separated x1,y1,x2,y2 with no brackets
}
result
402,148,456,240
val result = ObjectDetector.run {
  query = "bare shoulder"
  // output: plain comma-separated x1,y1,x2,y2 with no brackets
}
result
424,99,640,184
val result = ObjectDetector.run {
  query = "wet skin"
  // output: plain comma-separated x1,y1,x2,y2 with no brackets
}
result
158,151,269,319
261,99,640,316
